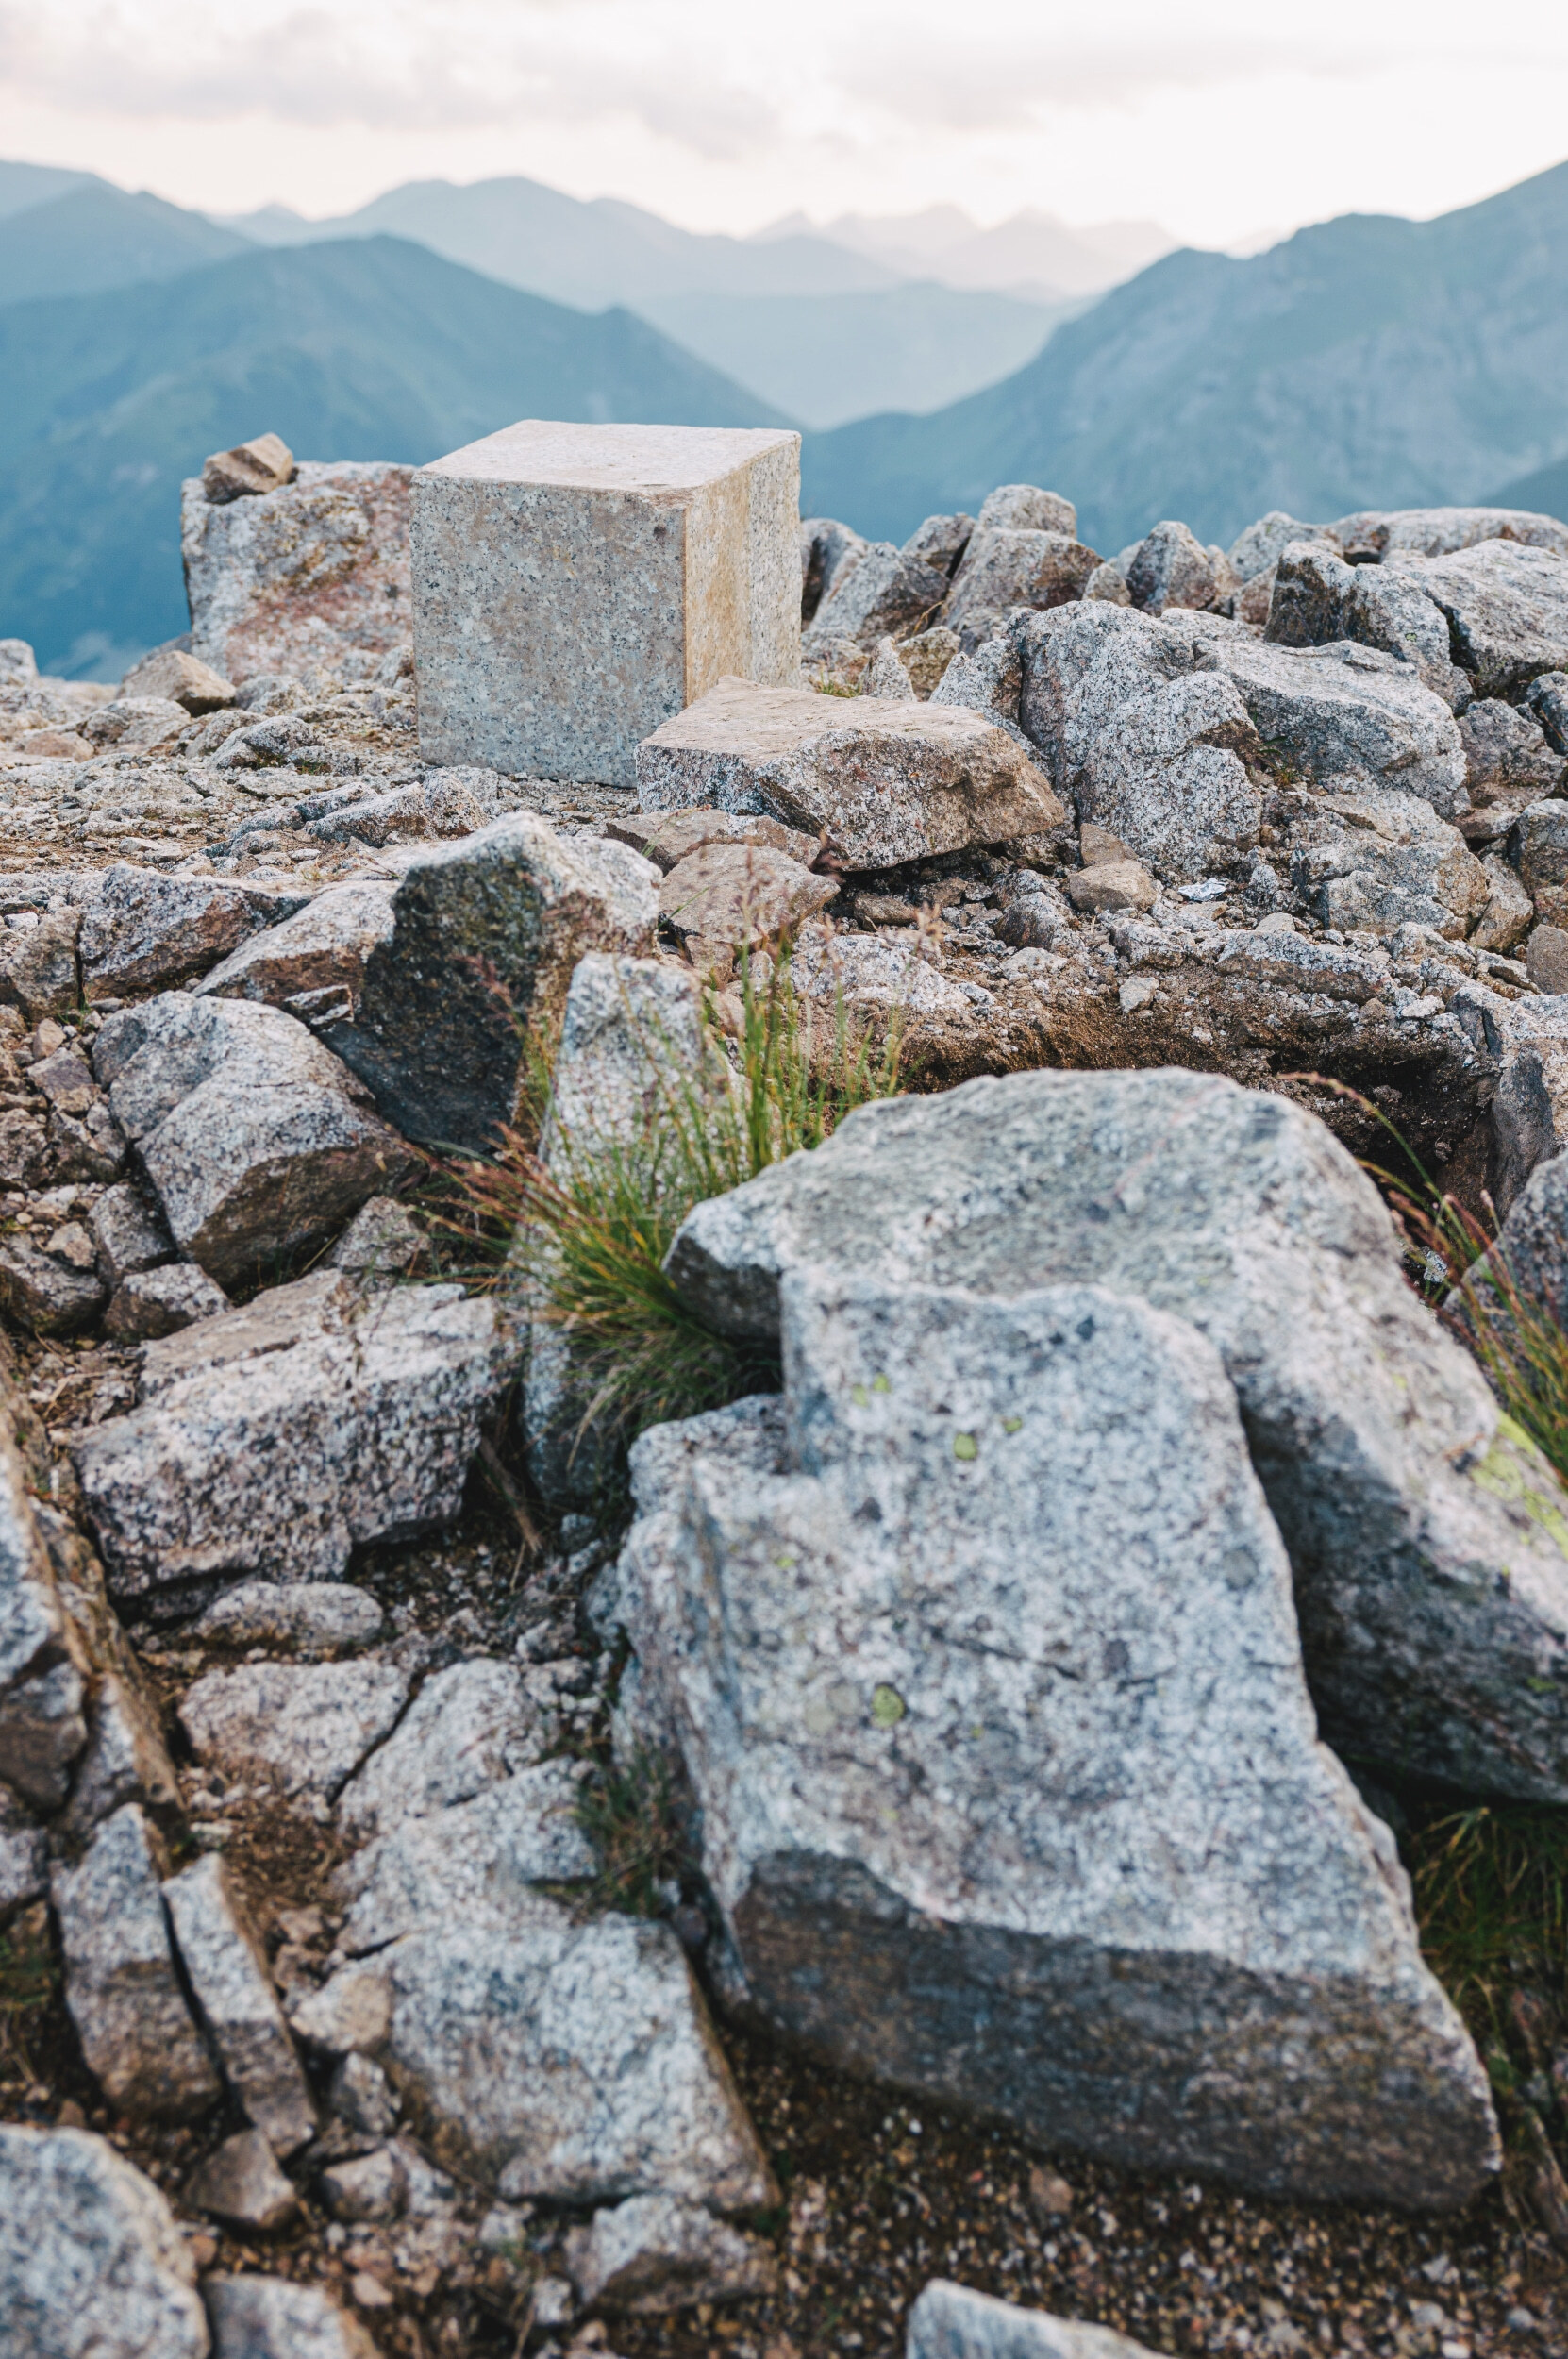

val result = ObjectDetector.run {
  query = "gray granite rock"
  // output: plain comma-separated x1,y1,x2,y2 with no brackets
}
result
1126,520,1228,615
1265,541,1463,706
121,645,236,712
183,460,413,683
0,909,80,1024
659,840,838,949
901,512,975,572
1281,789,1489,938
1385,540,1568,698
78,867,306,1000
204,2274,377,2359
1477,994,1568,1212
942,530,1101,641
611,1276,1496,2206
1457,697,1565,840
801,517,868,624
1188,628,1468,815
564,2193,777,2313
1329,505,1568,561
908,2279,1167,2359
976,485,1076,536
163,1853,316,2153
1471,854,1536,954
336,1759,594,1953
191,1581,385,1656
0,2124,209,2359
82,697,189,752
637,676,1066,870
1016,605,1260,883
1526,669,1568,754
329,2052,399,2138
1508,796,1568,921
184,2130,296,2232
0,1659,88,1810
89,1184,174,1289
318,2146,406,2223
194,879,395,1021
325,813,657,1154
665,1067,1568,1804
0,1237,107,1337
1227,511,1329,581
92,993,415,1286
607,805,821,873
52,1805,221,2120
105,1263,231,1344
804,540,947,653
326,1193,422,1280
287,1959,392,2056
58,1636,180,1840
0,1406,75,1784
179,1654,410,1804
339,1902,776,2205
72,1270,506,1604
336,1658,547,1844
414,421,800,783
788,927,978,1018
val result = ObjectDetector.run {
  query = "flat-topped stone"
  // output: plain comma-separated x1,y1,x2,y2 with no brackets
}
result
413,420,801,786
637,676,1066,869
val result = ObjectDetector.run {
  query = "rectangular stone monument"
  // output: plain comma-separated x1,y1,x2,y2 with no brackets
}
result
412,421,801,786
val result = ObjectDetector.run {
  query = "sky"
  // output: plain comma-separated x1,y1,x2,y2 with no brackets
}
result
2,1,1568,248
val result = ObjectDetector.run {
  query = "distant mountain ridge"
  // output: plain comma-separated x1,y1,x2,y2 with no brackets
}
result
0,235,789,673
0,183,251,304
800,159,1568,551
758,205,1176,300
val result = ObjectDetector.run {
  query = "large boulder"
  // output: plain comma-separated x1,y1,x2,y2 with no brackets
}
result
637,676,1066,871
0,2125,209,2359
608,1278,1496,2204
1126,520,1232,616
70,1268,507,1606
325,814,658,1154
1279,788,1489,938
51,1805,221,2120
92,995,415,1286
665,1068,1568,1802
1265,542,1468,708
182,460,413,682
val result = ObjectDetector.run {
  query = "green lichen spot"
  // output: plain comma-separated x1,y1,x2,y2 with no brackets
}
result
872,1683,906,1727
872,1373,891,1393
775,1549,798,1570
953,1432,978,1462
1002,1416,1023,1435
1471,1419,1568,1560
851,1383,870,1407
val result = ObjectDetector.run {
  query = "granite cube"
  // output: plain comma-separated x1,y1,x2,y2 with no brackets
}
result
412,421,801,787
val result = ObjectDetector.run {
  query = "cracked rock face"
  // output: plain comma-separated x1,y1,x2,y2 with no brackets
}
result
335,1657,548,1844
666,1068,1568,1805
51,1804,221,2121
1384,540,1568,698
0,2125,209,2359
180,1653,411,1803
609,1278,1497,2206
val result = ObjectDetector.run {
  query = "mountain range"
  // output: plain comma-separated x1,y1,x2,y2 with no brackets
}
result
800,159,1568,553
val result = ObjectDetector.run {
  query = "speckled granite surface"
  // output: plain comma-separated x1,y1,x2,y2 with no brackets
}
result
411,423,801,787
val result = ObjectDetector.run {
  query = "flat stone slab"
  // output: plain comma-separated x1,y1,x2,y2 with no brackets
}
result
413,420,801,786
336,1759,594,1953
180,1654,411,1803
637,676,1066,869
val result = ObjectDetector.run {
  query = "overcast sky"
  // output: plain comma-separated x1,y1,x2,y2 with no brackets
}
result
2,1,1566,246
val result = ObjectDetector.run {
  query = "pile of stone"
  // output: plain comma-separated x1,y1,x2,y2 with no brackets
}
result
7,419,1568,2351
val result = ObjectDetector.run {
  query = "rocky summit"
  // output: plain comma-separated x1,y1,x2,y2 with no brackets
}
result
1,430,1566,2359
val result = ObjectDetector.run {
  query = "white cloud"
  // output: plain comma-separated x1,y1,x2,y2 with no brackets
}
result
1,0,1567,244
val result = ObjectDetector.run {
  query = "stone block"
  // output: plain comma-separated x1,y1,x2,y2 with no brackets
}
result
412,421,801,786
0,2127,209,2359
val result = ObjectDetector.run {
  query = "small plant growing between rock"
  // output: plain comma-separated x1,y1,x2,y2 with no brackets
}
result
574,1744,686,1917
433,940,903,1459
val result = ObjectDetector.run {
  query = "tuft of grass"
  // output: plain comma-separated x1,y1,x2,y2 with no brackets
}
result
430,940,902,1464
574,1745,686,1917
